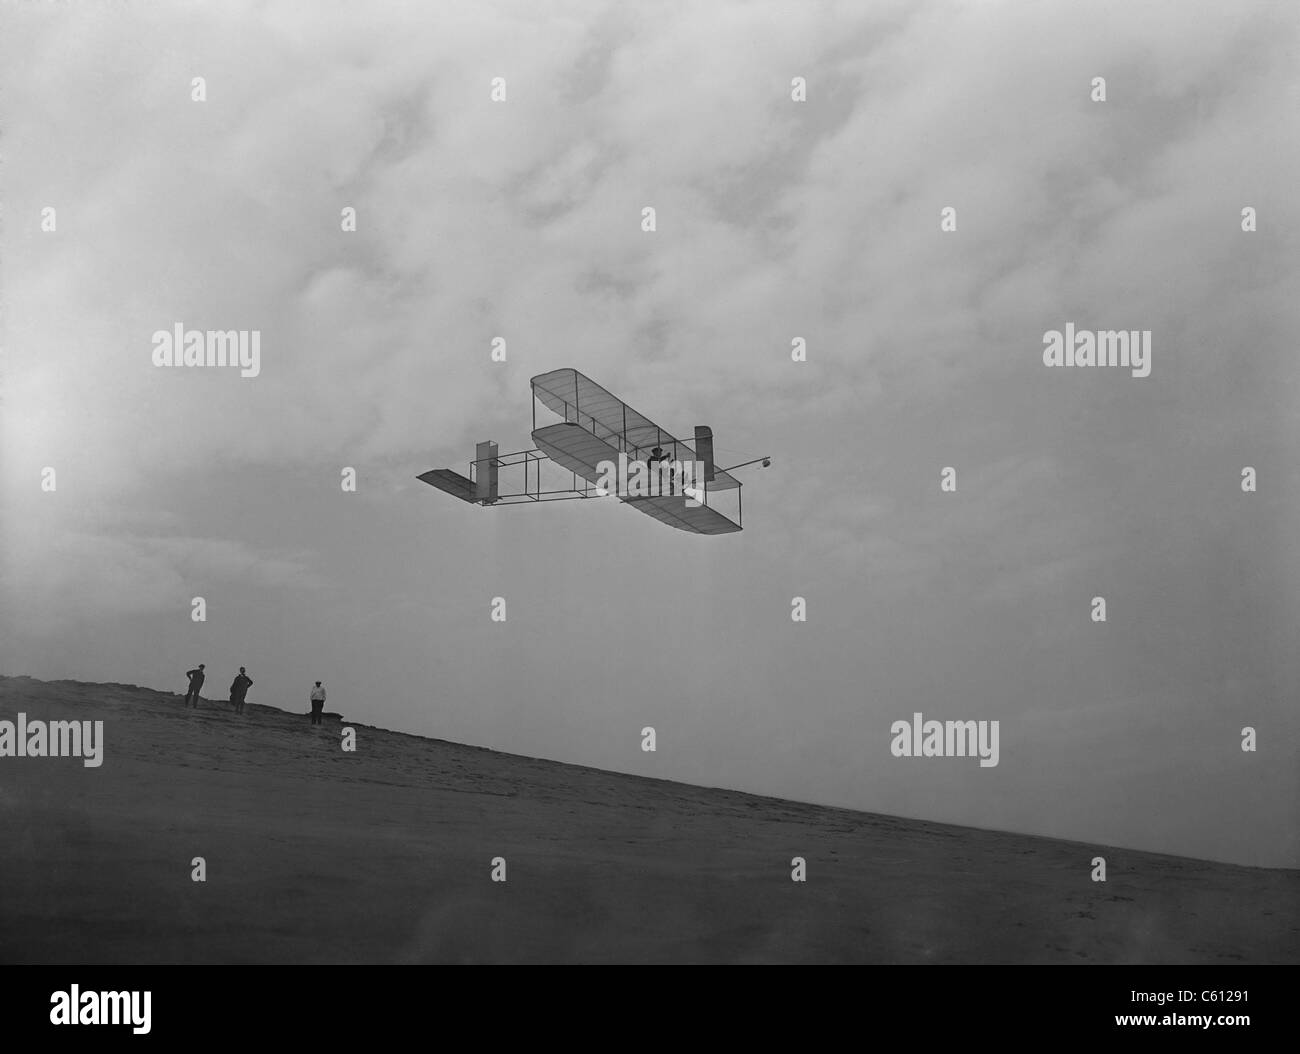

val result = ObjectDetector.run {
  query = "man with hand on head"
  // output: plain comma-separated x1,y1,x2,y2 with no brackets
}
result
184,664,206,708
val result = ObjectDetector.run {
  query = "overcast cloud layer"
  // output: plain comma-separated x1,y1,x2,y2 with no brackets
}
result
2,1,1297,866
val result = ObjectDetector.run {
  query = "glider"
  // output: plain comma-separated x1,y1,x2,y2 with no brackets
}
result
418,368,770,534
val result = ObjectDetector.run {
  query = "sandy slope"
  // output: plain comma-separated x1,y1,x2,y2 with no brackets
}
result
0,675,1295,964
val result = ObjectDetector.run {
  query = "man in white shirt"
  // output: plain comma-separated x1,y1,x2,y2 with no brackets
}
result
309,681,326,726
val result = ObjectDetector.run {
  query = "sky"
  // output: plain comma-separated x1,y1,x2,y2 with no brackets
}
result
2,0,1297,867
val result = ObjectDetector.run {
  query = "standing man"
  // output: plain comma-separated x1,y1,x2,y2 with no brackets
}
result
309,681,326,726
184,664,206,708
230,667,253,715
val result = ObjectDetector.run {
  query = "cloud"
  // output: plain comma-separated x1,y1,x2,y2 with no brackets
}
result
0,518,321,629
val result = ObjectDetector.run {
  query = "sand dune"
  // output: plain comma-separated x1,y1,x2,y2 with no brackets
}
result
0,675,1295,964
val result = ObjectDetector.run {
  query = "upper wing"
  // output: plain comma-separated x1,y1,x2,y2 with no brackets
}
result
530,368,739,490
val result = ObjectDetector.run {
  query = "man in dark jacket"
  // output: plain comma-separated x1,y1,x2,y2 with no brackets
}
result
230,667,253,714
184,665,206,708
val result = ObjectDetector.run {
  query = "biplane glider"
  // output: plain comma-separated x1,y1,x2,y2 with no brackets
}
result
418,368,770,534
